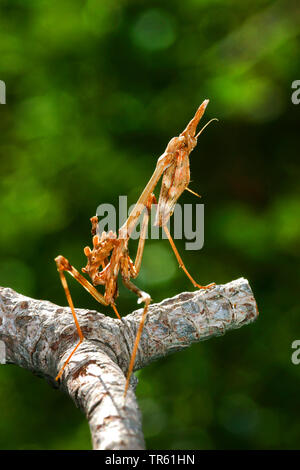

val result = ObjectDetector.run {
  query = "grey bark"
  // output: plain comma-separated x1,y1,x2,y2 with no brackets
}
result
0,277,258,450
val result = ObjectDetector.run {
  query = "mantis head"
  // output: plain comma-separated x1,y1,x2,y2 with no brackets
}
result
155,99,216,227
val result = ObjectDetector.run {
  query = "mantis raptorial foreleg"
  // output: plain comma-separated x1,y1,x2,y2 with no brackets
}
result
119,154,173,240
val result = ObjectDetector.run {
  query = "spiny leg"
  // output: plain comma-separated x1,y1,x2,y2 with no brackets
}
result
163,225,215,289
55,267,84,381
122,278,151,397
54,255,111,381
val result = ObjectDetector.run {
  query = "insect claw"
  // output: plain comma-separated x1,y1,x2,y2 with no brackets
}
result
195,282,216,289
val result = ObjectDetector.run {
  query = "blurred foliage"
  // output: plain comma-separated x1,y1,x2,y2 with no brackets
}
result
0,0,299,450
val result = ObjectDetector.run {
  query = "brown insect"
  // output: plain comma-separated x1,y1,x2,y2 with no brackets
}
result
55,99,217,396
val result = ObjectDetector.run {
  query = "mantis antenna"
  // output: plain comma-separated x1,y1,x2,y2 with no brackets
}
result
196,118,219,139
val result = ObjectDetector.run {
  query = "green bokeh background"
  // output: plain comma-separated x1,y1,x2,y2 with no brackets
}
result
0,0,299,449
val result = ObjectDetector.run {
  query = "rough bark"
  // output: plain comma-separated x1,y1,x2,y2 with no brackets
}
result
0,277,258,450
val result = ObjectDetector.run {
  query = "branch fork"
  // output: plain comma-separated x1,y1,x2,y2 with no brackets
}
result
0,277,258,450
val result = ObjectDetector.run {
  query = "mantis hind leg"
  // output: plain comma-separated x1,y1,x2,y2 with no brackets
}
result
122,278,151,397
54,255,111,382
55,264,84,381
163,225,215,289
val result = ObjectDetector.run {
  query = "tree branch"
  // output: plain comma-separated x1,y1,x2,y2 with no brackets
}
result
0,277,258,450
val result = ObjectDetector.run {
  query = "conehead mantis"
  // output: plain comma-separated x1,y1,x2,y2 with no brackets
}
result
54,99,217,396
